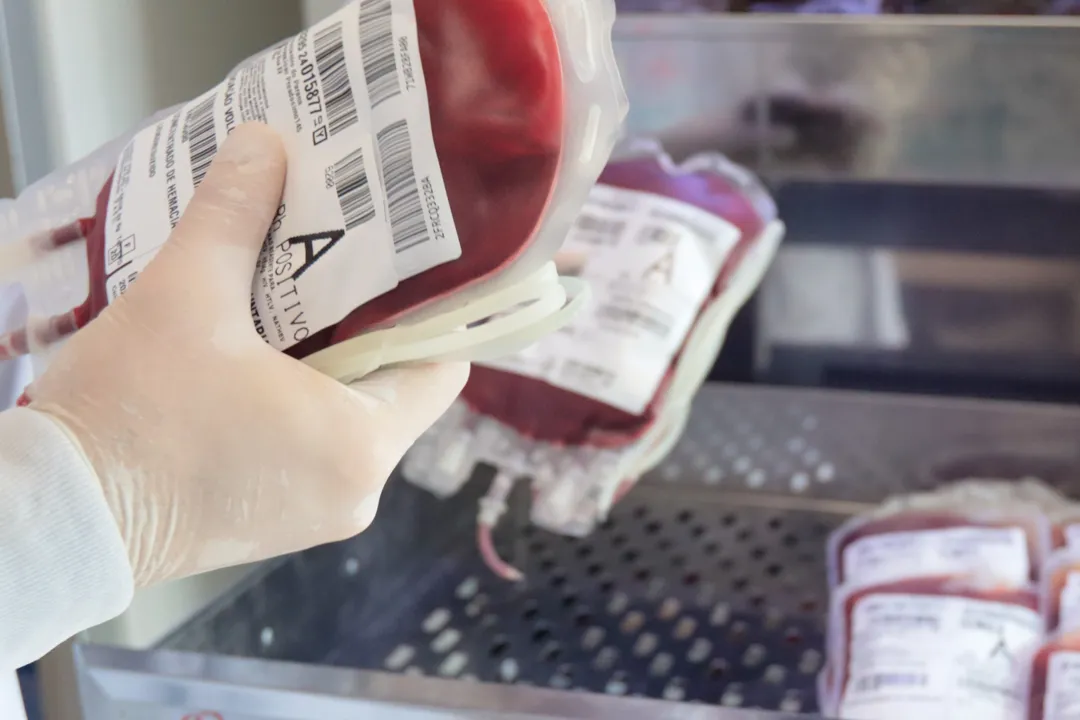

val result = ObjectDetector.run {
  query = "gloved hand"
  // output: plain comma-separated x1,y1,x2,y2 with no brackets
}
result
21,123,469,587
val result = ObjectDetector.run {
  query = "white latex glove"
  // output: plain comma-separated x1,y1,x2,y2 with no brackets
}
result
21,123,469,587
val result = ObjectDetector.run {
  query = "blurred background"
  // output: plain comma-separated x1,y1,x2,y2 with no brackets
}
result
6,1,1080,719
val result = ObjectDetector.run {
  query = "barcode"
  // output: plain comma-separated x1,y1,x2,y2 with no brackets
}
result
597,304,671,339
185,95,218,188
333,148,376,230
562,359,617,387
853,674,928,693
358,0,402,108
376,119,430,252
314,22,359,137
576,214,626,238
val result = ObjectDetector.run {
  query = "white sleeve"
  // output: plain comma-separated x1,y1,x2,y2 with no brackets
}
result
0,671,27,720
0,407,134,671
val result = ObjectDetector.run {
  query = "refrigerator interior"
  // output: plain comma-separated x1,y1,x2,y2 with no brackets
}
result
2,6,1080,720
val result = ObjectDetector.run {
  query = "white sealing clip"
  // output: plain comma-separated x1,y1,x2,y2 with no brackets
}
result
305,261,590,385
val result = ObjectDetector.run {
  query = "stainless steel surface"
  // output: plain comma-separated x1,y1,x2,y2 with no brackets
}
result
73,385,1080,718
613,15,1080,187
75,644,808,719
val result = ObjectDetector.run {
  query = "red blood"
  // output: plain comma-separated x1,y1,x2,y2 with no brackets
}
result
460,154,768,449
836,577,1039,696
1027,632,1080,720
832,510,1044,586
27,0,565,368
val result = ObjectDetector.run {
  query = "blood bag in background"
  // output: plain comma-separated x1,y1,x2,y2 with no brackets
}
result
0,0,627,386
1042,550,1080,635
746,0,888,13
403,139,785,580
822,576,1043,720
1028,631,1080,720
937,478,1080,551
827,482,1052,592
819,479,1057,718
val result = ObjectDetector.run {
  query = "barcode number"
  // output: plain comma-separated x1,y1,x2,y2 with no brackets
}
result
314,22,359,138
597,304,671,339
376,119,430,252
853,674,928,693
333,148,376,230
186,95,218,188
562,359,616,387
358,0,402,108
576,214,626,238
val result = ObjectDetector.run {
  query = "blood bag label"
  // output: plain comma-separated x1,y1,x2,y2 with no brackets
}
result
1065,523,1080,552
478,185,742,415
842,526,1030,590
1060,571,1080,634
840,593,1041,720
103,0,459,350
1046,652,1080,719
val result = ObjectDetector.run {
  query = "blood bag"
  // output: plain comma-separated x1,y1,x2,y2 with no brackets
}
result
823,576,1042,720
0,0,627,386
819,480,1055,717
403,139,785,579
827,482,1052,591
1028,631,1080,720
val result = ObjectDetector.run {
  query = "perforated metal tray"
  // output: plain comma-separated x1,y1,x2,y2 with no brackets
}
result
156,384,1080,716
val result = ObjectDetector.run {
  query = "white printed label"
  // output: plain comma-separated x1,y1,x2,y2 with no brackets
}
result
1046,652,1080,720
1061,572,1080,634
1065,524,1080,552
104,0,459,350
842,526,1030,590
478,185,742,416
840,594,1042,720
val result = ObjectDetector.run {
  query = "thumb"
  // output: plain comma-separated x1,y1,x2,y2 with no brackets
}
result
348,361,470,461
152,123,287,309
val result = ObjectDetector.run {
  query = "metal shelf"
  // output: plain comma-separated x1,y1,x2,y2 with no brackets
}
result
71,384,1080,718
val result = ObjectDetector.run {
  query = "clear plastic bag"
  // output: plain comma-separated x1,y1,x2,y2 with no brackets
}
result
826,483,1052,592
1026,630,1080,720
0,0,627,386
1042,549,1080,635
404,139,785,579
934,478,1080,552
823,575,1043,719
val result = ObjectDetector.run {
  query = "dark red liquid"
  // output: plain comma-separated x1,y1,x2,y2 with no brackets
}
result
460,153,768,449
74,0,566,360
